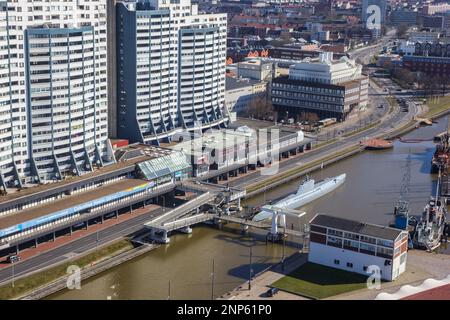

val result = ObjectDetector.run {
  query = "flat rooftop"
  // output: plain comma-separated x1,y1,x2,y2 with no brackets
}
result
310,214,404,241
0,144,175,206
226,76,264,91
229,118,309,139
0,178,149,230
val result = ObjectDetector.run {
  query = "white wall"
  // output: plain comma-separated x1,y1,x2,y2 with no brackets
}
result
308,242,396,281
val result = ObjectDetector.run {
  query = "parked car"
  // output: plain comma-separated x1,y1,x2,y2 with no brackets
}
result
6,254,20,263
266,287,280,297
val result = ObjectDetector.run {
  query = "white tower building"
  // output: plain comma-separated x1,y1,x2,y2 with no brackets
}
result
0,0,111,188
116,0,228,145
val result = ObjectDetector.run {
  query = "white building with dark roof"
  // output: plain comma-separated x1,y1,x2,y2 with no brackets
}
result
308,214,409,281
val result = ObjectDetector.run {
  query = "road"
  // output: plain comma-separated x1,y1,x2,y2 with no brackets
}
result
0,208,165,285
0,28,419,288
225,29,420,190
349,29,397,65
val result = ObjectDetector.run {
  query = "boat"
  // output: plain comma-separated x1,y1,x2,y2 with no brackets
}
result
412,171,447,251
431,132,450,173
361,138,393,150
252,173,346,222
431,120,450,174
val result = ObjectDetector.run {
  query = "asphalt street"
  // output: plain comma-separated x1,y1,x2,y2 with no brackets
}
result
0,208,164,285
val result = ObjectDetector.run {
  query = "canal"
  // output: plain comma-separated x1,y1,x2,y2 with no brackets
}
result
49,116,449,300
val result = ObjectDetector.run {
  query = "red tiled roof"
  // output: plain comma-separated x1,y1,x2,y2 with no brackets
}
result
402,284,450,300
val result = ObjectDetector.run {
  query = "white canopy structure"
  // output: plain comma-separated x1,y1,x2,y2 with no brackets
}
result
375,274,450,300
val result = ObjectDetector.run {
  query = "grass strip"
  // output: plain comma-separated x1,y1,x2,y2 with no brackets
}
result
425,96,450,118
272,262,369,299
0,239,133,300
246,145,361,194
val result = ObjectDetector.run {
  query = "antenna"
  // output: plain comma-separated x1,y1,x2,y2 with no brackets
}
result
436,166,441,203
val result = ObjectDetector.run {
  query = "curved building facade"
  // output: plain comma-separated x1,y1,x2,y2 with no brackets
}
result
0,0,111,189
25,27,108,181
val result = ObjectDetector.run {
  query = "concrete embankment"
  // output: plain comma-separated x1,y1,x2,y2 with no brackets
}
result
18,243,159,300
245,145,364,198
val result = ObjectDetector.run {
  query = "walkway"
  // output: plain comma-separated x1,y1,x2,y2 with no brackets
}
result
220,252,309,300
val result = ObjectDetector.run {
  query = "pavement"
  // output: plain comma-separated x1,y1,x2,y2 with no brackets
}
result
221,248,450,301
220,252,309,300
330,250,450,300
0,204,165,285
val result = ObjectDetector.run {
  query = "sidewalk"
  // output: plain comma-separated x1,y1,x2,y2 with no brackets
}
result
220,252,309,300
0,204,160,269
330,250,450,300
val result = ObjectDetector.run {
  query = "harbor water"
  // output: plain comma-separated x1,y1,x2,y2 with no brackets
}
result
49,116,450,300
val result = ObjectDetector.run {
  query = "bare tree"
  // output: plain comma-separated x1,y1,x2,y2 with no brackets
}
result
245,95,273,120
396,24,409,39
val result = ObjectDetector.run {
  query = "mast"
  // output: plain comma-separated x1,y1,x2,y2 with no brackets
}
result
436,166,441,203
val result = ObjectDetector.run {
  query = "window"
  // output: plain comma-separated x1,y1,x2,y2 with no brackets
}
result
334,259,340,265
327,229,343,237
363,266,368,272
346,262,353,268
400,253,407,265
327,236,343,248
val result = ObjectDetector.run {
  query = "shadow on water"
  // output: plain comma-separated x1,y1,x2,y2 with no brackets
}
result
228,263,274,281
410,147,434,174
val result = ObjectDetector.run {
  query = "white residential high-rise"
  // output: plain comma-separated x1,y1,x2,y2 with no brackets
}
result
0,1,111,188
116,0,228,145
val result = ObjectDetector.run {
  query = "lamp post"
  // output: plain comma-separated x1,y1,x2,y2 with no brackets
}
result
96,231,99,252
168,280,171,300
211,259,215,300
281,226,286,271
248,245,253,291
11,261,15,288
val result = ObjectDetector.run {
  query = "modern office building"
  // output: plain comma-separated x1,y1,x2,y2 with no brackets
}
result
271,53,369,121
389,10,418,26
0,0,112,190
308,214,409,281
422,3,450,16
225,76,267,114
115,0,228,145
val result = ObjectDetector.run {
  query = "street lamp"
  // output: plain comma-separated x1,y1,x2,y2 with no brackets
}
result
161,195,166,213
281,226,286,271
96,231,99,252
248,245,253,291
11,261,15,288
168,280,171,300
211,259,215,300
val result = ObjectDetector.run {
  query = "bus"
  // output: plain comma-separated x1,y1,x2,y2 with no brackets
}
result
318,118,337,128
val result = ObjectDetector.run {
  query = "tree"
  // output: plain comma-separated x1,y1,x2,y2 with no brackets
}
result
438,75,450,97
397,24,409,39
392,68,415,87
245,95,273,120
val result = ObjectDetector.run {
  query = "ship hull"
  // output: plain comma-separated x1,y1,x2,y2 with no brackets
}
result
252,174,346,222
